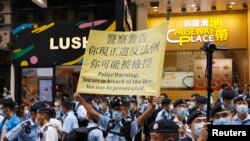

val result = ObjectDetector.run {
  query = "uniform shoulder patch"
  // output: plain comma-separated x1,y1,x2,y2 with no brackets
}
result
21,121,31,128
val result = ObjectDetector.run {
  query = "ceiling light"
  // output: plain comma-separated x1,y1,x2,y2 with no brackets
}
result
153,9,158,12
31,0,47,8
230,2,235,5
153,6,158,9
191,4,196,7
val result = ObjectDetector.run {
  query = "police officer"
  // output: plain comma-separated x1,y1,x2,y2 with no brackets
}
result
181,111,209,141
149,119,179,141
61,101,79,141
37,107,58,141
221,90,235,109
232,95,250,125
0,99,20,141
75,94,156,141
3,103,43,141
211,103,233,125
155,98,174,121
86,107,104,141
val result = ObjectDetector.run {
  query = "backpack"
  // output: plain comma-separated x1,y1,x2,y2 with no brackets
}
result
64,126,100,141
107,115,134,141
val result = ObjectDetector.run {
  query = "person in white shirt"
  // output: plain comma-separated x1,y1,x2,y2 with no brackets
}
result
36,108,58,141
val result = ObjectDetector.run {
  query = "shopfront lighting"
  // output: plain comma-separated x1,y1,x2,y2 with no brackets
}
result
191,4,196,7
31,0,47,8
226,4,233,10
230,2,235,5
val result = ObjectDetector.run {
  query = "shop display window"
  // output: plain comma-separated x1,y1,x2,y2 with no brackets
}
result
162,49,248,91
21,68,53,101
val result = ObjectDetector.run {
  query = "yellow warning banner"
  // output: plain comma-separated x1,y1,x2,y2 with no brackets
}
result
77,21,168,96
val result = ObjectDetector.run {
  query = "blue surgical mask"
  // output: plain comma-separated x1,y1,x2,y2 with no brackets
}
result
144,104,149,109
113,111,123,121
213,118,231,125
99,105,103,111
177,108,189,117
194,122,204,136
237,104,248,114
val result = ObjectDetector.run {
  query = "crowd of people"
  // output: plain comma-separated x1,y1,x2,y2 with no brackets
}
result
0,83,249,141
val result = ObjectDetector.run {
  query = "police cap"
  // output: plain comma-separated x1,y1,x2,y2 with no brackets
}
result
30,103,44,112
161,98,171,105
222,90,235,100
173,99,186,108
149,119,179,133
211,103,227,117
37,107,53,117
187,110,206,124
233,95,247,103
111,98,130,108
196,96,207,104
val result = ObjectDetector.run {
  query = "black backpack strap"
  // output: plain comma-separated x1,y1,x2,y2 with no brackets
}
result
43,124,56,132
120,116,134,141
88,126,100,133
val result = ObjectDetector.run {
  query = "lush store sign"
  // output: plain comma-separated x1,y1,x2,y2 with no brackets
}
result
49,37,88,50
12,20,115,66
167,17,229,46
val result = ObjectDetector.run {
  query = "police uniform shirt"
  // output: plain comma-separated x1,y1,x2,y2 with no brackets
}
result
98,114,138,141
6,118,40,141
75,101,87,120
87,120,104,141
102,109,111,118
41,122,58,141
155,109,173,121
232,113,250,125
0,115,4,123
1,119,9,141
62,111,79,133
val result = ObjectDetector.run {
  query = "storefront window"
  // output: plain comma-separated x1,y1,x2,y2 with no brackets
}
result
22,68,53,101
55,65,81,98
161,49,248,91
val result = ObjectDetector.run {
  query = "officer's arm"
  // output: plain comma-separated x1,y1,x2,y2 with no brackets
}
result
74,94,100,121
137,96,156,125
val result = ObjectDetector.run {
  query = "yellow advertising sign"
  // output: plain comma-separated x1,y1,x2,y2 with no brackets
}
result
148,13,247,50
77,21,168,96
167,17,228,46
